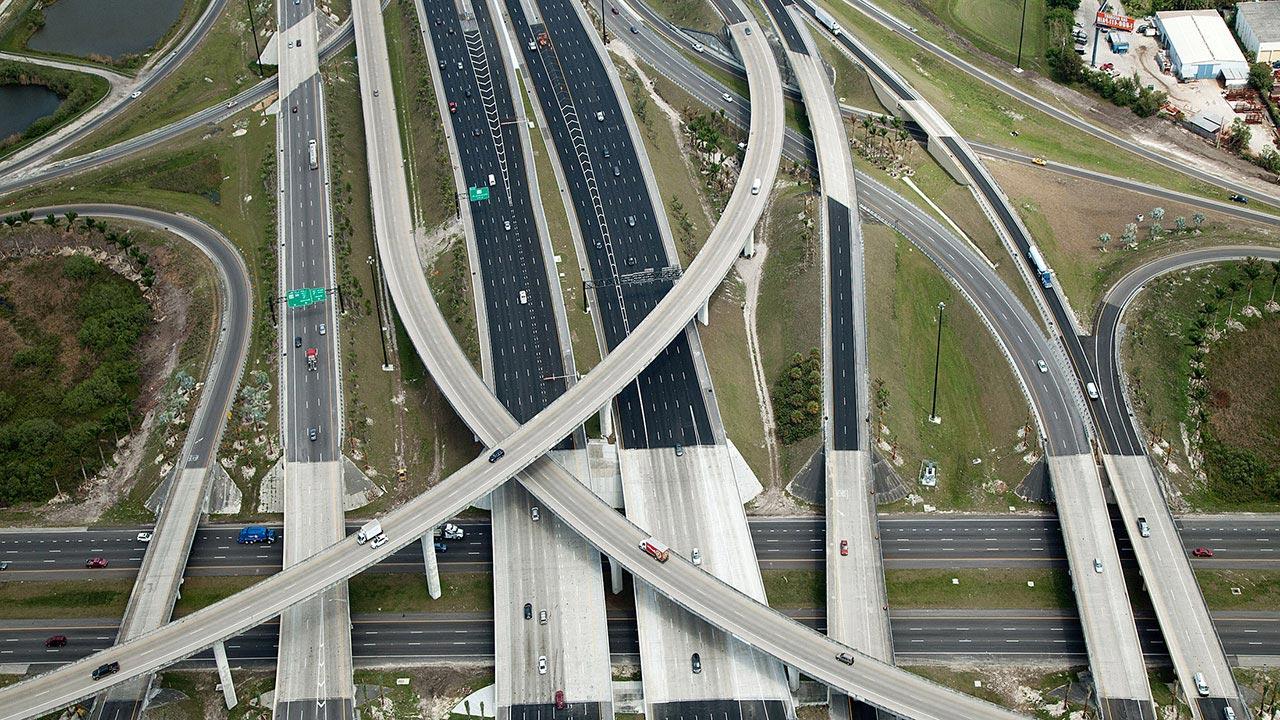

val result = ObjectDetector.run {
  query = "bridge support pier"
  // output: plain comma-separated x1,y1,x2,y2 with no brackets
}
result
599,402,613,438
213,640,238,709
608,554,624,594
698,298,709,326
786,665,800,693
741,228,755,258
421,535,442,599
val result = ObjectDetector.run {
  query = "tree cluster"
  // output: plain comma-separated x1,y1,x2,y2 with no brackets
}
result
772,348,823,444
0,255,152,504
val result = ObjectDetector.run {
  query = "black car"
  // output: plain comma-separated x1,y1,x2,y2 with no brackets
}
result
524,603,533,619
691,653,701,674
1230,193,1249,204
294,336,302,348
92,661,120,680
488,448,505,463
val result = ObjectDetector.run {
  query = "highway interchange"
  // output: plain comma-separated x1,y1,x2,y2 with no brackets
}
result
1,0,1280,718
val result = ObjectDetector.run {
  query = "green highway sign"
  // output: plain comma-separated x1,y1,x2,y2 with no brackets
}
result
286,287,327,308
468,186,490,201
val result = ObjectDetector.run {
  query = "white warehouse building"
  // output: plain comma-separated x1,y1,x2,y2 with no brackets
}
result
1155,9,1250,83
1236,1,1280,63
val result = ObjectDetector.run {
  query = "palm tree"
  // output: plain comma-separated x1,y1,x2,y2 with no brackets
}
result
18,210,32,224
2,216,15,227
1098,232,1111,252
43,214,57,227
1152,207,1165,222
1227,277,1245,316
63,211,77,227
1242,258,1262,306
1174,216,1186,233
1193,212,1205,230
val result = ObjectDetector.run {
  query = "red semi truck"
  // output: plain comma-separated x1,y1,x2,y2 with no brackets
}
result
639,537,670,562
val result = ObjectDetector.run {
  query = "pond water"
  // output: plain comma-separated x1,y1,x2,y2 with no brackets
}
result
0,84,61,141
26,0,186,60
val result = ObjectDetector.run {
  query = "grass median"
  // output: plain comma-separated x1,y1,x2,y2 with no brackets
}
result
350,572,492,614
1197,569,1280,612
0,579,131,619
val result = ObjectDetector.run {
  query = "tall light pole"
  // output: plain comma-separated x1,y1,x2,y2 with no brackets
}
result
928,301,945,424
368,255,392,371
244,0,264,78
1014,0,1029,72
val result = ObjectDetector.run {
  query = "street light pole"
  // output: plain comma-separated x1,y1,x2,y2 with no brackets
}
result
368,255,393,371
929,301,945,424
1014,0,1028,72
244,0,264,78
600,0,608,42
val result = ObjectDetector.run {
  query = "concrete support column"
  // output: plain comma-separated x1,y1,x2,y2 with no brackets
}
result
599,402,613,438
608,554,624,594
698,298,710,326
421,535,442,599
213,641,238,709
741,228,755,258
785,664,800,693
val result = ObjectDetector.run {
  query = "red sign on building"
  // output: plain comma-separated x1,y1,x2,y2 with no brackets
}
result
1096,11,1135,32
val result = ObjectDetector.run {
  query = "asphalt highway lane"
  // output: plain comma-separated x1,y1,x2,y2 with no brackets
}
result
4,515,1278,578
507,0,712,449
4,611,1277,667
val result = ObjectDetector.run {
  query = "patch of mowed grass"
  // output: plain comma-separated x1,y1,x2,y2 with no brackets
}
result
1197,569,1280,611
762,569,824,609
886,568,1073,609
644,0,721,35
865,225,1034,511
65,0,269,156
902,0,1049,75
350,572,492,614
0,579,132,618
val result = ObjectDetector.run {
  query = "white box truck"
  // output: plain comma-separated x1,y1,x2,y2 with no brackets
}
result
356,519,382,545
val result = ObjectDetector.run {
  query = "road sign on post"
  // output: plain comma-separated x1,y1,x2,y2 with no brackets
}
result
286,287,327,308
468,186,490,202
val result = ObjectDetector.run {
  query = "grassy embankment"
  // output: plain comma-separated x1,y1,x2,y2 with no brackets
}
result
866,225,1035,511
65,0,270,157
1123,263,1280,511
761,567,1072,609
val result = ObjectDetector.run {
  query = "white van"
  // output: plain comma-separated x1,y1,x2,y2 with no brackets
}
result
488,173,496,187
1194,672,1209,697
750,178,761,195
1086,382,1098,400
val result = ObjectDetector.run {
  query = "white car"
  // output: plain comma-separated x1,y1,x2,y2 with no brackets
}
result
130,91,142,99
531,506,541,521
537,656,547,674
503,219,511,231
1093,558,1103,573
137,532,153,543
1037,360,1047,373
319,323,327,335
370,534,389,549
539,609,548,624
722,92,733,103
518,290,528,304
691,547,702,566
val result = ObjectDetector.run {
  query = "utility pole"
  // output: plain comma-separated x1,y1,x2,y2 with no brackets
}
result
368,255,393,371
244,0,264,78
929,301,945,424
600,0,608,42
1014,0,1028,72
